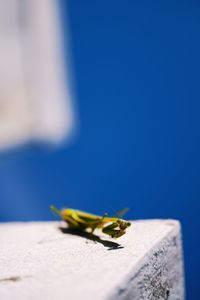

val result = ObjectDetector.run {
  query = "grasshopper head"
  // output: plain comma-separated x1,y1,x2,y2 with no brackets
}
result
117,220,131,230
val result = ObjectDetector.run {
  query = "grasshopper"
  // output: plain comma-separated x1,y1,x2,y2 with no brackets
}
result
50,206,131,238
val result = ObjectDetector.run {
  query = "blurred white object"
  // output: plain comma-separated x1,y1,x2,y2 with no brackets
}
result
0,0,75,150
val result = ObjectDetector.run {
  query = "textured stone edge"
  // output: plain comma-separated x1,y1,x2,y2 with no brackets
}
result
107,220,185,300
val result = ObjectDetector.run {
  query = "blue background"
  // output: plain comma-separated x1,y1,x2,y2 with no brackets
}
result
0,1,200,298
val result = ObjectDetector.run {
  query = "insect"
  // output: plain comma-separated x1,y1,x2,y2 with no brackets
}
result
50,206,131,238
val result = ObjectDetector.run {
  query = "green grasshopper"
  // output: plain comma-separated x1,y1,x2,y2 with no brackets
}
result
50,206,131,238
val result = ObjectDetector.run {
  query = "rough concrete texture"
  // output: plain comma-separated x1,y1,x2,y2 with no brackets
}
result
0,220,184,300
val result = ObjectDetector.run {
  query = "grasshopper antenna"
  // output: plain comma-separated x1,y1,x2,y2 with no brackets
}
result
114,208,129,219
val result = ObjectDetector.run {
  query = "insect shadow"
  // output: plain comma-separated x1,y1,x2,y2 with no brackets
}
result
59,227,124,251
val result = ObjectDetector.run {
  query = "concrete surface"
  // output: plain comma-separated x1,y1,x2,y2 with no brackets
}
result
0,220,184,300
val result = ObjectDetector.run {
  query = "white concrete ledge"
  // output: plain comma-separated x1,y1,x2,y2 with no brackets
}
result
0,220,184,300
